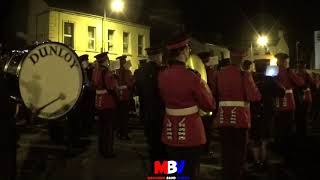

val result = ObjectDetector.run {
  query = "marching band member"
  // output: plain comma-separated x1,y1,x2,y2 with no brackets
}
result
91,52,118,158
274,53,304,153
159,33,215,179
0,68,17,180
140,46,167,174
213,48,261,180
295,61,315,139
115,55,134,140
250,59,285,170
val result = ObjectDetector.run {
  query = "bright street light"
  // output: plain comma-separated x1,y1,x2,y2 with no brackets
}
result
257,35,268,46
111,0,124,12
270,57,278,65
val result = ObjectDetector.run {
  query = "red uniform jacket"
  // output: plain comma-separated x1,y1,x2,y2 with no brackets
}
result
159,61,215,147
297,71,314,103
115,68,134,101
213,65,261,128
92,66,118,110
316,80,320,89
275,67,304,111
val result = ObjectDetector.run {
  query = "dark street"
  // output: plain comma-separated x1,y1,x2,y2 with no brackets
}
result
14,117,320,180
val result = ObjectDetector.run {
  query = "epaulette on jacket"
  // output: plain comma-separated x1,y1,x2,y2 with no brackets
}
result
187,68,200,76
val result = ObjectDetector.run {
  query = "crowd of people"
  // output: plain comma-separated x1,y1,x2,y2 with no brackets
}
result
2,31,320,180
131,32,320,180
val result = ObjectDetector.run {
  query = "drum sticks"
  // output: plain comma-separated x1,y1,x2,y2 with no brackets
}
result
32,93,66,115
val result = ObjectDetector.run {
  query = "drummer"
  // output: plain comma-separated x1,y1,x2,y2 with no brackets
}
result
0,69,17,180
2,42,85,148
78,54,95,136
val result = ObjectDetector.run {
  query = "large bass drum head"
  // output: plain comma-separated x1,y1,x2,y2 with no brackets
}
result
19,42,83,119
186,54,210,117
186,54,207,83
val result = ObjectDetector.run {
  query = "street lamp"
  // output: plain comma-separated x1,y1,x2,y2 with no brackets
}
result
296,41,300,66
257,35,269,47
111,0,124,13
104,0,124,19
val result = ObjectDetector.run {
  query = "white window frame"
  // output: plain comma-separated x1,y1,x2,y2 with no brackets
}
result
123,32,130,54
63,22,74,48
108,29,115,52
88,26,96,51
138,35,144,56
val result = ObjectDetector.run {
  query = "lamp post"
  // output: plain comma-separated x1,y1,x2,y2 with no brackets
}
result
102,0,125,52
250,42,253,61
296,41,300,66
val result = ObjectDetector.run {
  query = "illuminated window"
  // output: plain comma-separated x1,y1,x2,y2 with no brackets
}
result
138,35,144,56
88,26,96,50
64,22,74,48
108,30,115,52
123,32,130,54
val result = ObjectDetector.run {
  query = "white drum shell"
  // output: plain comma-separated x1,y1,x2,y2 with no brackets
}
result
4,42,83,119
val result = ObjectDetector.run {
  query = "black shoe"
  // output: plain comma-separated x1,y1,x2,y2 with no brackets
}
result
260,161,269,170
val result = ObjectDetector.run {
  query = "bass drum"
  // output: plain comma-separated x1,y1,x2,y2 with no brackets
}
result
186,54,207,83
2,50,29,98
3,51,25,77
186,54,211,117
2,42,83,120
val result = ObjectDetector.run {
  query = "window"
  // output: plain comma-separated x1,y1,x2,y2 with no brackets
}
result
88,26,96,50
108,30,115,52
123,32,130,54
64,22,74,48
220,51,224,59
138,35,144,56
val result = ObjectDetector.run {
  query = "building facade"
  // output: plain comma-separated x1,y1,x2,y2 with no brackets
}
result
27,0,150,71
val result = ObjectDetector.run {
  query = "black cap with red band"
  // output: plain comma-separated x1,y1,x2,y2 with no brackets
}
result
166,33,191,50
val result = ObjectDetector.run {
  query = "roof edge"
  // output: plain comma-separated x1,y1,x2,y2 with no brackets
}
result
48,7,150,29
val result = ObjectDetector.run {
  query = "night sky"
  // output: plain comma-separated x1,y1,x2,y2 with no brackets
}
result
1,0,320,57
154,0,320,48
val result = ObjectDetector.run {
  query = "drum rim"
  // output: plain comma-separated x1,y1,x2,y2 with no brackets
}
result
18,41,84,120
4,53,27,77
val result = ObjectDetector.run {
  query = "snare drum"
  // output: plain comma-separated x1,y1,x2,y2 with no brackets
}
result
2,42,83,119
